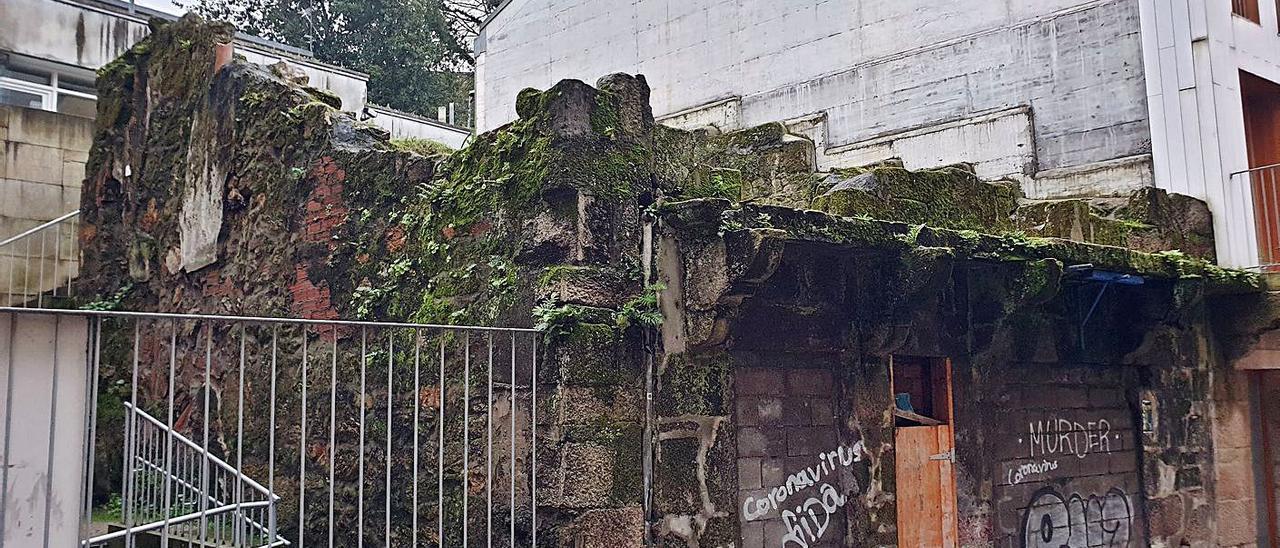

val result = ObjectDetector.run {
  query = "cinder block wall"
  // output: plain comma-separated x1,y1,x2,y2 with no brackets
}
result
0,106,89,305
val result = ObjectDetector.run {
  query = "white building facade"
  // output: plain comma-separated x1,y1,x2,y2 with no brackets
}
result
474,0,1280,270
0,0,473,148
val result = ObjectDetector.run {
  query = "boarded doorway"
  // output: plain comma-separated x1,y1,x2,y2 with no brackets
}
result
892,356,958,547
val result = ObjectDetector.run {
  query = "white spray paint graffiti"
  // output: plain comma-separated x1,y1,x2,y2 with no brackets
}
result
740,441,864,522
1006,459,1059,485
780,483,847,548
1021,487,1132,548
1026,418,1115,459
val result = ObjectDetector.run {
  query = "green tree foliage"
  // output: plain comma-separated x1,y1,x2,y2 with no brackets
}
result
181,0,493,122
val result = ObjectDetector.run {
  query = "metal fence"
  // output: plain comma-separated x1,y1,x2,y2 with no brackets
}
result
1,307,542,548
1234,163,1280,270
0,210,80,307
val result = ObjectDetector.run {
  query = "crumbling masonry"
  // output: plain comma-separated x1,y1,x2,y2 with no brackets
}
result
78,16,1280,548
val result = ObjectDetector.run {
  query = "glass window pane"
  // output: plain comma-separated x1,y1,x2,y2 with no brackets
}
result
57,74,97,95
0,64,49,85
57,93,96,119
0,87,44,109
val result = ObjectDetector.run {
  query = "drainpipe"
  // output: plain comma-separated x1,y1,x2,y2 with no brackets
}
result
641,208,656,547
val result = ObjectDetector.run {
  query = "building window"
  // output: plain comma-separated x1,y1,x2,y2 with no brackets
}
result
1233,0,1262,23
0,62,97,119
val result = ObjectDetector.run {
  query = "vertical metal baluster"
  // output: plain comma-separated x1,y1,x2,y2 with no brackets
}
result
330,326,338,548
161,319,178,547
36,230,45,307
52,224,60,299
487,332,493,544
268,325,278,546
437,337,445,547
463,333,470,548
123,321,141,548
298,327,309,548
412,330,422,547
235,326,247,547
6,234,16,305
0,312,12,541
80,319,100,546
385,332,394,547
21,235,30,307
40,315,61,548
510,333,516,546
359,327,367,548
1271,169,1279,267
198,323,213,547
1263,169,1275,266
531,337,538,547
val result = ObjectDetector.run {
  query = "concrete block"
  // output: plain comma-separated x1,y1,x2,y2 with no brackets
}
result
1,180,67,221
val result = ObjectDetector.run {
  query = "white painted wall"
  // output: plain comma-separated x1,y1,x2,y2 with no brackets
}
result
367,105,472,149
0,312,89,547
1138,0,1280,268
476,0,1151,181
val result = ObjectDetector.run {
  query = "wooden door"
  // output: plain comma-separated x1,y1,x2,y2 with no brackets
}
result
895,425,958,547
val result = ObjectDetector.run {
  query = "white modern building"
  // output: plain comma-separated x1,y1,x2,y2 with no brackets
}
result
1,0,474,148
474,0,1280,270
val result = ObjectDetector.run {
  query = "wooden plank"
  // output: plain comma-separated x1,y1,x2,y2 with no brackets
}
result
893,408,943,426
938,425,958,548
897,426,946,548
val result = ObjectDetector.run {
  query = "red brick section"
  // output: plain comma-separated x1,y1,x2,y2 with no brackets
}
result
289,263,339,321
303,156,349,247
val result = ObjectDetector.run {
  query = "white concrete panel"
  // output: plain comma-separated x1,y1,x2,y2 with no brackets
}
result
1,313,89,548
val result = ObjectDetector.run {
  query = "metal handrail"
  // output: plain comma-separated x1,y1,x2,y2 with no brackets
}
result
1,210,81,307
86,403,288,547
1230,163,1280,178
0,210,80,248
1232,164,1280,270
0,306,541,332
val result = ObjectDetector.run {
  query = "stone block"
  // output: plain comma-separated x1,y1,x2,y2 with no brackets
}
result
560,442,615,507
737,457,762,489
786,368,833,396
59,117,94,152
562,507,644,548
61,161,85,189
736,368,783,396
786,426,834,457
736,396,783,426
6,108,61,148
0,179,65,220
1214,447,1256,501
738,426,786,458
7,143,64,185
1215,499,1258,546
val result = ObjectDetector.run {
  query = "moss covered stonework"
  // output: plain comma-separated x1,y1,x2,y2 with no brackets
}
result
78,16,1280,548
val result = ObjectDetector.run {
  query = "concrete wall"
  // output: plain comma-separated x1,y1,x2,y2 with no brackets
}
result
0,106,86,305
0,312,90,547
476,0,1152,197
367,105,472,149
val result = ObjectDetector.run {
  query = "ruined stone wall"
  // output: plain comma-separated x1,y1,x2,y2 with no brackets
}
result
977,364,1141,547
76,16,1274,547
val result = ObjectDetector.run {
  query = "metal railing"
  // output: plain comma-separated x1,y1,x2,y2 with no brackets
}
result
0,210,81,307
1233,163,1280,270
1,307,542,548
1232,0,1261,22
86,403,286,547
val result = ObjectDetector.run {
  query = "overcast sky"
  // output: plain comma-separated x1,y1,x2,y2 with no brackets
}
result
133,0,185,14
